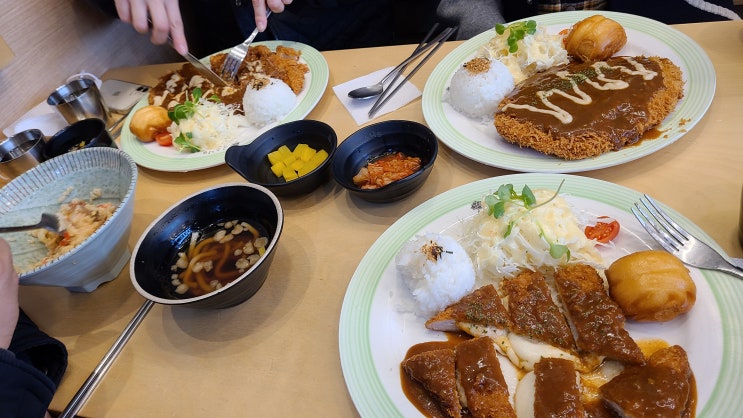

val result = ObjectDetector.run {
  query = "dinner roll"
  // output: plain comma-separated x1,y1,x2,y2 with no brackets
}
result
606,250,696,322
564,15,627,62
129,105,171,142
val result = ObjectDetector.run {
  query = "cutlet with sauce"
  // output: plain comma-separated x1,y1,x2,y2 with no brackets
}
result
494,56,684,160
456,337,517,418
501,270,576,352
601,345,695,417
402,348,462,418
426,284,512,336
554,264,645,365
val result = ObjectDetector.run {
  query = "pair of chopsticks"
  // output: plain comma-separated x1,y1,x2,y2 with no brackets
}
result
368,25,457,119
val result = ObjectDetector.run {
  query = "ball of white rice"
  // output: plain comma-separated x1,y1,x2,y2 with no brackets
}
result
242,77,296,128
447,57,515,121
395,232,476,317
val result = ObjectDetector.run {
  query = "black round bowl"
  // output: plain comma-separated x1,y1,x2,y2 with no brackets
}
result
331,120,438,203
130,183,283,309
44,118,114,159
225,120,337,197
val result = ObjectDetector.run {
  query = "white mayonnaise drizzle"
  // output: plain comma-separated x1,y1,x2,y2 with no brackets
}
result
502,57,658,124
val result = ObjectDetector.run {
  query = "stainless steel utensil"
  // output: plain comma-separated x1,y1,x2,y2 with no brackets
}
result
221,11,272,81
179,49,229,87
368,26,457,119
632,194,743,280
59,300,154,418
348,23,440,100
148,18,228,87
0,213,63,235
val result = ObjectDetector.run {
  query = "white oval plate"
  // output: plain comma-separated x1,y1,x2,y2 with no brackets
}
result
422,11,716,173
120,40,329,172
339,173,741,417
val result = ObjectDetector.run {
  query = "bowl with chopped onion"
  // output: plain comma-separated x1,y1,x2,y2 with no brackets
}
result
130,183,283,309
225,120,337,197
331,120,438,203
0,147,138,292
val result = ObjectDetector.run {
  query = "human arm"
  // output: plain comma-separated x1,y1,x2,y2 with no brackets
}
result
0,238,18,350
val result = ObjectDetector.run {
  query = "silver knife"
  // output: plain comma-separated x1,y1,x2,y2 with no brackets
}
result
179,50,229,87
148,18,228,87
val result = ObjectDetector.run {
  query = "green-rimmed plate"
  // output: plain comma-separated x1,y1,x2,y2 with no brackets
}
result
340,173,741,417
120,40,329,172
422,11,715,173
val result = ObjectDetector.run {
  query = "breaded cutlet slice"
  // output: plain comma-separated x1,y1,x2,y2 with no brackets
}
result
494,56,684,160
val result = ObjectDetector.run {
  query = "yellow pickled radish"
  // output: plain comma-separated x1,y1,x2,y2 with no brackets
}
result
270,161,286,177
267,143,328,181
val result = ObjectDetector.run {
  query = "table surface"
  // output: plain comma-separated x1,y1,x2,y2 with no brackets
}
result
18,20,743,417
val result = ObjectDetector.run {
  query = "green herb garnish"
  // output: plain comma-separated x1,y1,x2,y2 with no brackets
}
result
495,20,537,53
483,180,570,261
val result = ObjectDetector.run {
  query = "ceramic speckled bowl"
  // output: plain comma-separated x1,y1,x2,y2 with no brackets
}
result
0,148,138,292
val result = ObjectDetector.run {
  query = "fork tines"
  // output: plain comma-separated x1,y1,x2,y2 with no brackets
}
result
632,195,690,252
220,11,272,81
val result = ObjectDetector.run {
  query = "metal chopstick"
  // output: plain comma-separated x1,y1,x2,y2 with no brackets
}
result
368,26,457,119
58,300,155,418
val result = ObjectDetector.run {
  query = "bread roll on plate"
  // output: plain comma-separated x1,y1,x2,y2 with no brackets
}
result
129,105,171,142
606,250,696,322
564,15,627,62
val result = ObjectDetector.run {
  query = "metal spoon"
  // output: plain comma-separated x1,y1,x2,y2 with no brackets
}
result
0,213,63,234
347,24,441,100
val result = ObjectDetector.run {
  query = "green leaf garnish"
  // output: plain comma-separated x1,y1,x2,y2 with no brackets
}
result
482,180,568,260
166,87,222,153
173,132,200,153
494,20,537,54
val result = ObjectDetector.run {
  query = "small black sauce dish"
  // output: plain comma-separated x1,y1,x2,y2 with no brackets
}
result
44,118,113,159
225,120,337,197
331,120,438,203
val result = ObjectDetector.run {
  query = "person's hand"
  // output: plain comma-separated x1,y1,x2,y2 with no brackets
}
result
252,0,293,32
114,0,188,55
0,238,19,349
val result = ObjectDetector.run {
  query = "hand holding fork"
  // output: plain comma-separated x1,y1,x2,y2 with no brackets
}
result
221,11,272,81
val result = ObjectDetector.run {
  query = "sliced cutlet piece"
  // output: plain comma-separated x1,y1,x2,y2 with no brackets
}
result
554,264,644,365
514,357,587,418
426,284,512,334
501,270,576,351
600,345,695,417
456,336,517,418
402,348,462,418
534,358,586,418
426,284,515,359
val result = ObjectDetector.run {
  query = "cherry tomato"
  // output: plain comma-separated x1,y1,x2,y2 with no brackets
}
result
585,218,620,244
154,132,173,147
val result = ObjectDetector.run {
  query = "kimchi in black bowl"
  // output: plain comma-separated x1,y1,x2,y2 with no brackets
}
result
130,183,283,309
331,120,438,203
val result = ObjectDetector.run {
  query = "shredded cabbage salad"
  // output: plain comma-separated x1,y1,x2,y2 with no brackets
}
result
463,189,604,280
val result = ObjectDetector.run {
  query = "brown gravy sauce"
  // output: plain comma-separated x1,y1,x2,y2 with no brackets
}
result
499,56,664,149
401,333,471,418
401,336,697,418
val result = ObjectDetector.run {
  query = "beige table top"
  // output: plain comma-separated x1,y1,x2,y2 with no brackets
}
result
18,20,743,417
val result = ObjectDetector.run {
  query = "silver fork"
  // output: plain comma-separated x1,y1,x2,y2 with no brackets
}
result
220,11,271,81
0,213,64,235
632,194,743,280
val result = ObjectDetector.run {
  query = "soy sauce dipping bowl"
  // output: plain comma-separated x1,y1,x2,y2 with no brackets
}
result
225,120,337,197
331,120,438,203
130,183,283,309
